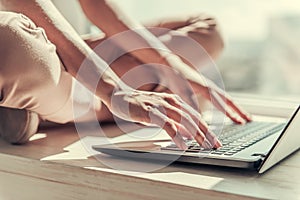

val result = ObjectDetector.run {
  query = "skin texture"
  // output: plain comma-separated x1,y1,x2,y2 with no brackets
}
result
0,0,251,149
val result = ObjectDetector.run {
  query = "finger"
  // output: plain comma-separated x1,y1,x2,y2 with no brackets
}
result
210,90,246,124
165,95,222,148
166,97,222,148
158,99,214,149
182,110,222,149
201,80,249,123
153,78,198,109
211,86,252,122
147,106,187,150
165,106,212,148
153,108,194,140
174,122,193,140
216,90,252,122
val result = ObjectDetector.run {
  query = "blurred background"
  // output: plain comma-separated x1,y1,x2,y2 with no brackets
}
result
53,0,300,102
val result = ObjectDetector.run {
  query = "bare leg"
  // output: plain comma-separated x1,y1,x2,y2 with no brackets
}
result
145,14,224,59
85,13,224,62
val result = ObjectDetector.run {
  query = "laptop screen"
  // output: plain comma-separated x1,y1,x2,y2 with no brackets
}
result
259,105,300,173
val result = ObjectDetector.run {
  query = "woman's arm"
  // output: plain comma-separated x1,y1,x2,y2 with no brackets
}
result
79,0,167,65
0,0,122,102
78,0,252,123
0,0,222,149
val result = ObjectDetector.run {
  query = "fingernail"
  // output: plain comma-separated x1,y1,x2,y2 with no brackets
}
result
236,117,246,124
214,138,222,148
173,134,188,150
203,139,213,149
194,135,204,147
195,136,212,149
179,141,188,150
246,114,253,122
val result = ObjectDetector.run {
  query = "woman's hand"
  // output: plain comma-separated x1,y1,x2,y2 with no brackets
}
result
190,75,252,124
154,56,252,124
106,88,222,150
146,16,252,124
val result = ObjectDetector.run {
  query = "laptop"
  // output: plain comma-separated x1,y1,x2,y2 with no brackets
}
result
93,105,300,173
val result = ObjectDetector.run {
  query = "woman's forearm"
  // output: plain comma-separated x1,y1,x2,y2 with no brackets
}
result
79,0,208,87
0,0,126,104
79,0,171,66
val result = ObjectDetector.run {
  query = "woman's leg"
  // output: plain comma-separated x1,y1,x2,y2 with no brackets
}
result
85,13,224,64
145,13,224,60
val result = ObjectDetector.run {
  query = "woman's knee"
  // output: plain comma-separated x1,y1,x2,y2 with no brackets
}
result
185,14,225,58
151,13,225,60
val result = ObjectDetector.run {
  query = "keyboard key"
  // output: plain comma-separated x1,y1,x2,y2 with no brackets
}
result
211,151,224,155
224,152,235,156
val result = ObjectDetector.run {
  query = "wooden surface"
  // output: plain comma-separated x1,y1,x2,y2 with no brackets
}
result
0,122,299,200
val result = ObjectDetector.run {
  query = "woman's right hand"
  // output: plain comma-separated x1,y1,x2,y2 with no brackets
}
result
106,88,222,150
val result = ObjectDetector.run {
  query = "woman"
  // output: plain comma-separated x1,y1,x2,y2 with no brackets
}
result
0,0,251,149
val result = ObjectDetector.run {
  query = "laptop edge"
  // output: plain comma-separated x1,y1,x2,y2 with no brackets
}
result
258,105,300,173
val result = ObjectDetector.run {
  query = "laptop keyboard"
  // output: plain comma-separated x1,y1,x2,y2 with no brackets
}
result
162,122,286,156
